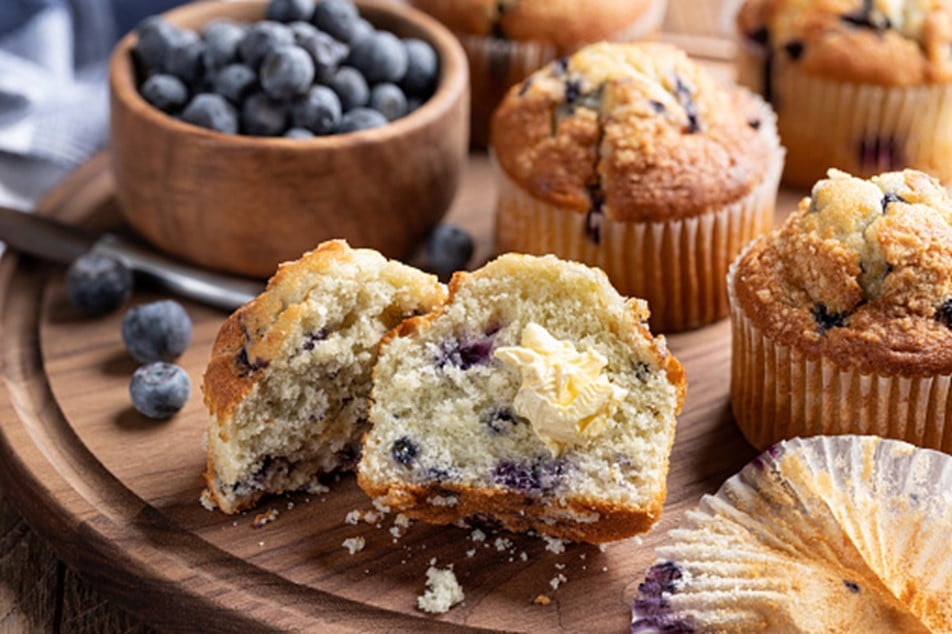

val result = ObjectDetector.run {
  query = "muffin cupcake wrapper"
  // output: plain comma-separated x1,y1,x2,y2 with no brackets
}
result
462,0,668,146
727,250,952,454
737,47,952,187
493,97,783,333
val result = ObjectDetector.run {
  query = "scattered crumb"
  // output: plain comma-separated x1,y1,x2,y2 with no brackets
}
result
390,526,403,539
555,563,565,570
429,557,437,566
373,498,392,514
257,541,264,547
345,510,362,525
549,573,568,590
533,594,552,606
342,537,366,555
199,489,217,511
394,513,411,528
598,544,608,553
543,536,566,554
231,521,238,528
602,566,608,572
286,501,295,511
252,508,279,528
417,565,465,614
363,510,382,525
470,529,486,543
466,549,476,558
519,552,528,562
494,537,513,552
579,553,586,560
306,481,329,495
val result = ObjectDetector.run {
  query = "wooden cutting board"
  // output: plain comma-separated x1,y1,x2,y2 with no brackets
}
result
0,148,806,632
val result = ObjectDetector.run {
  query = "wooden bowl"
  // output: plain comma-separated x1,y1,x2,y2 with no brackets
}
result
109,0,469,278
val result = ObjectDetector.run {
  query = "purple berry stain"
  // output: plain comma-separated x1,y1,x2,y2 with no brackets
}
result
631,561,695,633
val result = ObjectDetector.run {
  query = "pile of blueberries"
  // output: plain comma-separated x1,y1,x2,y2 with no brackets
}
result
66,253,193,420
134,0,439,136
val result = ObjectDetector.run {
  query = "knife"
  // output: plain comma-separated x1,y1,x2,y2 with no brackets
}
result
0,205,263,311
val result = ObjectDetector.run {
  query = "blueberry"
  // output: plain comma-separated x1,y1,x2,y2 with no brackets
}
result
134,16,183,73
811,304,848,333
784,40,804,60
337,107,387,133
401,38,437,97
212,63,257,104
65,252,133,316
936,299,952,328
406,96,424,113
122,300,193,363
260,45,315,100
266,0,316,23
369,83,407,121
312,0,360,43
424,224,474,277
328,66,368,111
242,92,289,136
239,21,295,69
391,437,418,466
165,29,205,85
492,459,563,496
348,18,374,46
347,30,407,84
201,19,246,71
181,93,238,133
140,74,189,113
291,21,348,81
291,85,341,133
437,333,498,370
285,127,315,138
130,362,191,420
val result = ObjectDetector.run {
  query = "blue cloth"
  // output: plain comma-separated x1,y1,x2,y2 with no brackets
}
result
0,0,185,209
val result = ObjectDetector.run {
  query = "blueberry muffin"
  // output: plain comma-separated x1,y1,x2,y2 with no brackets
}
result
632,435,952,632
408,0,668,146
491,42,784,332
736,0,952,188
357,252,686,543
201,240,446,513
729,169,952,453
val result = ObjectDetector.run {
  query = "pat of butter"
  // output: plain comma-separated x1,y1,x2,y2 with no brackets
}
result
494,322,627,457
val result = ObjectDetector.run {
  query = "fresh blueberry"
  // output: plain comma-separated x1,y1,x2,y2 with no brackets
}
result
291,85,341,133
348,17,374,46
291,21,348,81
328,66,369,110
260,45,315,100
406,96,425,113
65,252,133,316
284,127,315,138
122,300,193,363
181,93,238,133
130,362,191,420
239,21,295,69
337,107,387,133
424,224,474,277
369,83,407,121
811,303,848,334
311,0,360,43
347,30,407,84
937,299,952,328
140,74,189,113
165,29,205,85
241,92,288,136
134,16,183,73
391,437,418,466
266,0,316,23
401,38,438,97
212,63,257,103
201,19,246,71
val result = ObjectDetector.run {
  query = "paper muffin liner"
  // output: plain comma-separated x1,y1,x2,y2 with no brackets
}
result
462,0,668,147
493,99,783,333
737,45,952,188
632,435,952,632
727,249,952,454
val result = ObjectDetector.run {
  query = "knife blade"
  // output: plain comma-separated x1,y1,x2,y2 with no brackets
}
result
0,205,263,311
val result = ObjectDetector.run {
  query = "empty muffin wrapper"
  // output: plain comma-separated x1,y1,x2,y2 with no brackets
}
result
632,435,952,632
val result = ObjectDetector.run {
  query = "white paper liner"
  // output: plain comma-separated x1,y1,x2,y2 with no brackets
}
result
493,96,783,333
736,47,952,188
460,0,667,146
632,435,952,633
727,250,952,454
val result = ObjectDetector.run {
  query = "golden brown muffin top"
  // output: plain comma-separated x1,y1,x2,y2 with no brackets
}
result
491,42,780,223
408,0,654,52
737,0,952,85
733,168,952,374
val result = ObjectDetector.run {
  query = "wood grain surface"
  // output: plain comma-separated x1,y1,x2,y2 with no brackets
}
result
0,2,803,632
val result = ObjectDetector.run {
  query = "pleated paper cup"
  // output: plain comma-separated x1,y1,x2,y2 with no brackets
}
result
493,98,783,334
632,435,952,633
737,47,952,188
728,249,952,454
463,0,668,147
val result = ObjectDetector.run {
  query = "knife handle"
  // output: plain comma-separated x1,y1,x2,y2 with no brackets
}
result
0,206,95,264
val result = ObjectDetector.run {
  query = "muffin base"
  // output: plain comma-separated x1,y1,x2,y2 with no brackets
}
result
493,108,783,333
464,0,668,147
737,44,952,188
728,249,952,454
